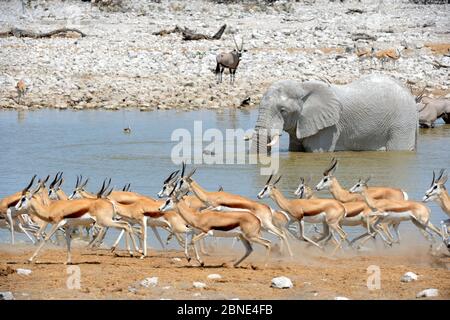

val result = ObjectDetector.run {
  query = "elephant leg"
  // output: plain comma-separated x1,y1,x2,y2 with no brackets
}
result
288,136,303,152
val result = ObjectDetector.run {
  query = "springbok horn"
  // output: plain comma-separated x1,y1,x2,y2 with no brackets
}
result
365,176,372,184
22,175,37,194
56,177,64,189
164,170,180,184
267,133,281,147
300,177,305,184
187,168,197,179
97,179,107,197
168,183,177,197
41,175,50,185
181,162,186,178
81,178,89,188
75,175,80,188
49,172,60,189
430,170,436,187
274,175,282,185
266,173,273,185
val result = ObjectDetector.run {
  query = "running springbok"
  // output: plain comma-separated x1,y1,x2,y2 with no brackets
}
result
316,158,408,243
0,175,41,244
349,177,442,244
258,174,347,253
159,186,271,267
296,176,392,247
423,169,449,250
15,179,137,264
177,163,293,257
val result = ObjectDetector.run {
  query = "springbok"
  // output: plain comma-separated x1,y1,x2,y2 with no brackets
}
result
349,177,442,245
296,176,392,247
257,174,347,253
423,169,449,250
373,48,401,69
216,35,244,84
15,179,138,264
316,158,408,243
177,163,293,257
159,186,271,267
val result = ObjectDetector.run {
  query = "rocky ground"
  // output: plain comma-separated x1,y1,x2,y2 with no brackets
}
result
0,241,449,300
0,0,449,111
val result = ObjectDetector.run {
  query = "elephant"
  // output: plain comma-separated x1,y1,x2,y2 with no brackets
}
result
417,97,450,128
247,74,418,153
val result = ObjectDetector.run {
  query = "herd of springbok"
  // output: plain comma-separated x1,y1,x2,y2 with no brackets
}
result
0,160,449,266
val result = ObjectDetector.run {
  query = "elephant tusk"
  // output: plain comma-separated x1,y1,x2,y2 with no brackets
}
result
243,131,255,141
267,134,281,147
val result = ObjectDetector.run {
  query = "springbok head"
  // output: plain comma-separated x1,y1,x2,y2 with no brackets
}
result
15,175,38,210
257,173,281,199
68,175,90,199
423,169,447,202
315,158,338,191
349,176,371,194
157,169,180,198
48,172,63,200
294,176,313,199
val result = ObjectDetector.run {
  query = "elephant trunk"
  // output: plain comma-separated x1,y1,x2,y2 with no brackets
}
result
248,114,282,154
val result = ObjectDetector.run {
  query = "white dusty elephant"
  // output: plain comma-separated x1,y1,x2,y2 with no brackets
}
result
248,74,418,153
417,97,450,128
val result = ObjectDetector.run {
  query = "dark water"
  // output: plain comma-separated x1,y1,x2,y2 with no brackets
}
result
0,109,449,244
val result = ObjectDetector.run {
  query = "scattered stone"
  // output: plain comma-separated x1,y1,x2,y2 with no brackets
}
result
207,274,222,280
401,272,418,283
162,286,171,290
172,258,182,262
0,292,14,300
416,289,439,298
140,277,158,288
271,276,293,289
193,292,202,297
334,296,350,300
193,281,207,289
16,268,32,276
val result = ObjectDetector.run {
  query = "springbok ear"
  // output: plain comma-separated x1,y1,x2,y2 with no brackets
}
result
296,81,342,140
82,178,89,188
439,169,448,185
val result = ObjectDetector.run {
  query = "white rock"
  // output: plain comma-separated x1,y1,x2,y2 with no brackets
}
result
271,276,293,289
401,272,418,283
207,274,222,280
16,268,32,276
162,286,171,290
193,281,207,289
416,289,439,298
140,277,158,288
0,292,15,300
193,292,202,297
334,296,350,300
172,258,182,262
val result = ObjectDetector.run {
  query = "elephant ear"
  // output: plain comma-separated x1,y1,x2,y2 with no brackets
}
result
296,81,342,139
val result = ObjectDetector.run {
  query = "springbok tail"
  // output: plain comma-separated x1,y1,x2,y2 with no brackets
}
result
402,190,409,200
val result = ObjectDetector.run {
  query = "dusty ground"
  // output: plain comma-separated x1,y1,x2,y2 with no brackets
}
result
0,0,449,111
1,240,449,300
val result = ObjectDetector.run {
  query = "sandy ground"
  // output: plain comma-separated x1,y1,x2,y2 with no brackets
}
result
1,239,449,300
